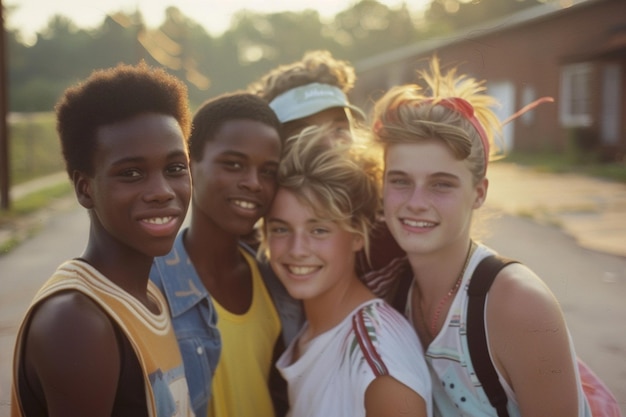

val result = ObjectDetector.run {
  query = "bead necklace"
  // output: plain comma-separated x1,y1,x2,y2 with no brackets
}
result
420,242,475,338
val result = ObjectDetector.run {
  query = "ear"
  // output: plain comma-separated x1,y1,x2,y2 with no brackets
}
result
352,233,365,253
74,170,94,209
473,177,488,209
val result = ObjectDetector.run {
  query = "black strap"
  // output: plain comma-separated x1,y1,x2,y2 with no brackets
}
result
467,255,518,417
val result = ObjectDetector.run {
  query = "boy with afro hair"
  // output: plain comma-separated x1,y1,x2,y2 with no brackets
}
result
11,62,194,417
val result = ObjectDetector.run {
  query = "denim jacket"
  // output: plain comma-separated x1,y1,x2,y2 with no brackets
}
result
150,229,303,417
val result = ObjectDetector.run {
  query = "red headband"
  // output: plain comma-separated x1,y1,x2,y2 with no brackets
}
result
374,95,554,173
426,97,490,170
373,96,490,170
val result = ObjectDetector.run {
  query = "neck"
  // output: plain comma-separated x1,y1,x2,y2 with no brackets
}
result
302,275,374,341
185,213,244,282
81,230,154,310
408,239,474,304
408,239,475,341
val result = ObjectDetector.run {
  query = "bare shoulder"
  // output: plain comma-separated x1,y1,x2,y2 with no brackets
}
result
365,375,427,417
24,291,122,416
487,262,563,326
485,262,581,416
27,291,118,351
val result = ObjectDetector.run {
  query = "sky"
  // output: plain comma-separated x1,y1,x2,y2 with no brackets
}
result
5,0,429,44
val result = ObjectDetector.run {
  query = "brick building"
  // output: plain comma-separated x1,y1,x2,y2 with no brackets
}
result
352,0,626,160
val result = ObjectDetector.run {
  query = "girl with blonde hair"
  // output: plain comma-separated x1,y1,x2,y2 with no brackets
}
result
372,57,596,417
261,126,432,417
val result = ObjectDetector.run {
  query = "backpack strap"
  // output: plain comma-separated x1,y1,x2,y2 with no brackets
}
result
467,255,518,417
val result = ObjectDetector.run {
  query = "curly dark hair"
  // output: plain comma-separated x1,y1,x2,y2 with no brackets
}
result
188,92,283,162
56,61,191,178
247,50,356,102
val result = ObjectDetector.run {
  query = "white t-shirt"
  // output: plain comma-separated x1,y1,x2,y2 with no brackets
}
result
277,299,433,417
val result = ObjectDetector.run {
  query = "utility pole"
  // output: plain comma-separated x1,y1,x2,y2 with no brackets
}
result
0,0,10,210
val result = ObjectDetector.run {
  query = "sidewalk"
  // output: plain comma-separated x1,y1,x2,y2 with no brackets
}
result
485,162,626,258
1,163,626,257
0,172,76,253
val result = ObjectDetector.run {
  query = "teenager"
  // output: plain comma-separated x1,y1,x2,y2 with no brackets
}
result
250,49,410,299
261,126,432,417
11,63,195,417
371,57,593,417
248,49,366,138
150,92,301,417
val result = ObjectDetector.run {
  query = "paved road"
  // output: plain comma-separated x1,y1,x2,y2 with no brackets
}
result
483,210,626,412
0,202,88,414
0,163,625,414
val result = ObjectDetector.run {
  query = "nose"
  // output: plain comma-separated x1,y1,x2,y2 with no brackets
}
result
144,174,175,203
288,232,310,259
406,185,429,212
238,169,262,193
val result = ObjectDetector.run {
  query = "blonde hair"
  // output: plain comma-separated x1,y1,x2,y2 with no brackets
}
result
248,50,356,102
372,56,501,183
260,125,382,261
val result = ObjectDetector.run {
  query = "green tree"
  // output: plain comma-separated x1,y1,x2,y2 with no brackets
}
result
328,0,420,62
425,0,547,32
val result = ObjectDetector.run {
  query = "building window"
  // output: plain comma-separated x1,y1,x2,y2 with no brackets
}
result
520,85,536,126
560,63,593,127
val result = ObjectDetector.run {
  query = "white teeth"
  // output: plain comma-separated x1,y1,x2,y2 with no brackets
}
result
234,200,256,210
144,216,173,225
288,265,318,275
403,219,435,228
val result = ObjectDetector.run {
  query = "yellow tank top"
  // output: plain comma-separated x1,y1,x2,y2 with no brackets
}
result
208,249,281,417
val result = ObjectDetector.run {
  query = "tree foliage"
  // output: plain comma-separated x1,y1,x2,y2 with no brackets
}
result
4,0,546,112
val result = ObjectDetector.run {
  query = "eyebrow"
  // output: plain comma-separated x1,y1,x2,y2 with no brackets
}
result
386,170,460,181
385,169,408,177
218,150,280,164
217,150,248,159
266,217,328,226
266,218,286,224
111,149,188,166
430,172,460,180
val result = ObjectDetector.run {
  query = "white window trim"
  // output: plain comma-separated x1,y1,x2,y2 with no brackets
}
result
559,63,593,128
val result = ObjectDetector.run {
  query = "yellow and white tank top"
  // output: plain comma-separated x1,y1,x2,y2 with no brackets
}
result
11,259,194,417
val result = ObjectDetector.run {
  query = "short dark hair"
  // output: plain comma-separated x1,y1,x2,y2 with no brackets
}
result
188,92,283,161
56,61,191,178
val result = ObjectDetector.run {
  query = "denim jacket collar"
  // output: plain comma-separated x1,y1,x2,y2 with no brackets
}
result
153,230,209,318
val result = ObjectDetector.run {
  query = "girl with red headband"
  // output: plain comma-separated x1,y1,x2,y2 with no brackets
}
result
371,57,603,417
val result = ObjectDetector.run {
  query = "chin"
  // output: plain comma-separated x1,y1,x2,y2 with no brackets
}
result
150,239,178,257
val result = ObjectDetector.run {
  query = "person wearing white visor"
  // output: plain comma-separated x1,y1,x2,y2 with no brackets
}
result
248,50,366,138
269,82,366,137
250,50,411,304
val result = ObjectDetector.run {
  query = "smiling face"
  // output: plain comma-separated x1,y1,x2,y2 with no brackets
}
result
190,119,281,236
265,188,363,302
77,112,191,258
383,141,487,258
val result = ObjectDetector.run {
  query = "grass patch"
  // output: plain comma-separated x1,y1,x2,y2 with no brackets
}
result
503,151,626,183
0,182,73,226
0,236,20,254
9,112,64,185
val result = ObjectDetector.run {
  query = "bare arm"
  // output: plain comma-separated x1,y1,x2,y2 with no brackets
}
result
24,292,122,417
488,263,581,417
365,375,427,417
